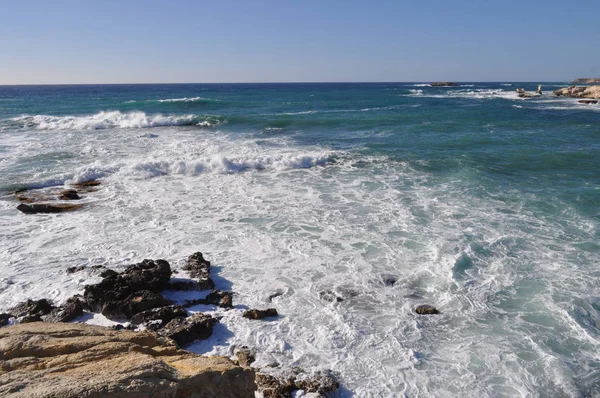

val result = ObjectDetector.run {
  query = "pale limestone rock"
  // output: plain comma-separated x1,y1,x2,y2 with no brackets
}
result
0,322,255,398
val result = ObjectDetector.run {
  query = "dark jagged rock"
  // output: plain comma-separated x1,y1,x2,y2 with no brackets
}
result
59,189,81,200
101,290,172,320
235,347,255,367
579,99,598,104
45,297,83,322
319,290,343,302
255,374,296,398
183,290,234,309
414,304,440,315
17,203,83,214
20,314,43,323
83,259,172,313
430,82,460,87
0,313,12,327
160,313,217,346
183,252,215,290
243,308,278,320
130,305,188,329
8,299,55,318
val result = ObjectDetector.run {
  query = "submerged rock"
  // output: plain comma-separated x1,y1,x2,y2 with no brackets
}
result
160,313,218,347
243,308,278,320
414,304,440,315
319,290,344,302
17,203,83,214
0,322,256,398
579,99,598,104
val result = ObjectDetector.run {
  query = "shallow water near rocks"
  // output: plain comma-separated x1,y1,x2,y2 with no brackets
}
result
1,83,599,397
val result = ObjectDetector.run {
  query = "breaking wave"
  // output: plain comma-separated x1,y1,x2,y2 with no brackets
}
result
128,152,336,178
10,111,225,130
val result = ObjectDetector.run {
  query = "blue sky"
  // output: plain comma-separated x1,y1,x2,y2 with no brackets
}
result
1,0,598,84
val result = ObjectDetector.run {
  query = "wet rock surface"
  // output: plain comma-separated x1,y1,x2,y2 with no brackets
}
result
100,290,172,320
8,299,54,319
183,290,234,309
243,308,278,320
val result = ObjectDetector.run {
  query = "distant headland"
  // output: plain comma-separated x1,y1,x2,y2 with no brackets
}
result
571,78,600,84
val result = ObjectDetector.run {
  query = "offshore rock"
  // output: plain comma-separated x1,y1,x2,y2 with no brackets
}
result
414,304,440,315
430,82,460,87
17,203,83,214
0,322,256,398
183,251,215,290
579,99,598,104
553,85,600,99
66,265,117,278
243,308,278,320
160,313,218,347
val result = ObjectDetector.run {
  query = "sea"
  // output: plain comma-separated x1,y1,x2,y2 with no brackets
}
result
0,83,599,397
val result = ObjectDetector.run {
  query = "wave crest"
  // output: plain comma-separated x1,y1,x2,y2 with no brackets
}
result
11,111,224,130
129,153,336,178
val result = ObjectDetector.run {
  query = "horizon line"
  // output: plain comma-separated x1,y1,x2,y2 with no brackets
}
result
0,80,572,87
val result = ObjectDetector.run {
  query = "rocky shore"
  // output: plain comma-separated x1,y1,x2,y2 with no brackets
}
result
0,250,339,398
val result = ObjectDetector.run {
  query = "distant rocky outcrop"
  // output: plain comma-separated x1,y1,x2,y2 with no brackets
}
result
430,82,460,87
0,322,256,398
571,78,600,84
516,87,540,98
553,85,600,99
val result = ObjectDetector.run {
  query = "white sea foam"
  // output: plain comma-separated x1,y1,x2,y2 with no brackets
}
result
408,89,423,95
1,123,598,396
158,97,217,103
11,111,213,130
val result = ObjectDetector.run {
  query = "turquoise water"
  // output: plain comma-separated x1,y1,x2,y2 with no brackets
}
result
1,83,599,396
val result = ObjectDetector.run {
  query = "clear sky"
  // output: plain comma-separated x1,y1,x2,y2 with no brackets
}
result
1,0,598,84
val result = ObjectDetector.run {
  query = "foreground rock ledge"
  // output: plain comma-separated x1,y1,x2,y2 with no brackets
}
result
0,322,256,398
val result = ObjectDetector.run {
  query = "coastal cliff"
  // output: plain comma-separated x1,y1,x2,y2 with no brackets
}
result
0,322,256,398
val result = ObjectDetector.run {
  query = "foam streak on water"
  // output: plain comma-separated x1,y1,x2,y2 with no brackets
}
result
0,83,599,397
